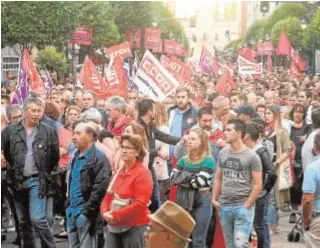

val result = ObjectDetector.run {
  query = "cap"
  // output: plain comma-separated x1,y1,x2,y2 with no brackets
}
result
235,105,259,118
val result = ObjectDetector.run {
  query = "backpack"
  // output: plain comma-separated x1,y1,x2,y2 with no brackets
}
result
261,139,274,161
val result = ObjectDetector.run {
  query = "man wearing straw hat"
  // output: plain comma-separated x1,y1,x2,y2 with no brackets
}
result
144,201,196,248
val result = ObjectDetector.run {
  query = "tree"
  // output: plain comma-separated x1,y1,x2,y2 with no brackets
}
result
303,7,320,50
36,46,69,76
271,17,303,48
264,3,308,32
244,19,268,43
1,2,80,53
1,1,120,53
224,39,243,53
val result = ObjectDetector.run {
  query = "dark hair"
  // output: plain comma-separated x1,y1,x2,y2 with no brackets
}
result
227,118,246,139
137,99,155,117
289,103,306,122
198,106,212,119
1,95,10,103
246,118,265,141
312,107,320,129
206,92,219,103
72,119,99,142
300,90,312,99
120,134,146,162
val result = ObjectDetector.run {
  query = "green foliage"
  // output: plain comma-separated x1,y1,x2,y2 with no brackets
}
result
1,1,80,52
264,3,308,32
244,20,268,43
271,17,303,48
224,39,243,52
36,46,69,75
303,7,320,50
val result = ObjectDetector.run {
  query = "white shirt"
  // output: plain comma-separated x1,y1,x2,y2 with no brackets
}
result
302,129,320,171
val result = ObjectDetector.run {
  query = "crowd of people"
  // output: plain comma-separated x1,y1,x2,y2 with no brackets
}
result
1,67,320,248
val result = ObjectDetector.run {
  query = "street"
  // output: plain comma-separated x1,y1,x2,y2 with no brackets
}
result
1,213,306,248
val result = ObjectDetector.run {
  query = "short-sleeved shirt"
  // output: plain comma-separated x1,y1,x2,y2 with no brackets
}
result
218,147,262,205
302,156,320,213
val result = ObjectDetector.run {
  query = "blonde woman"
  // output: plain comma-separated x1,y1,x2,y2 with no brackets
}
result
171,128,215,247
265,105,291,234
154,103,170,202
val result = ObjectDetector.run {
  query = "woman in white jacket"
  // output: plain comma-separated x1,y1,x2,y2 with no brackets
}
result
153,103,170,202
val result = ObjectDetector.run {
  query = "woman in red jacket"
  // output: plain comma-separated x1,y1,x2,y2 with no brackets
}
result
100,134,153,248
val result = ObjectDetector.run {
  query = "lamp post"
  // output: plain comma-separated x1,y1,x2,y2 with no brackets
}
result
68,43,80,84
301,18,316,75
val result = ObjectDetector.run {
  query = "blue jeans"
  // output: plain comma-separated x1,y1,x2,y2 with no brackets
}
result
267,188,279,226
14,177,56,248
67,213,95,248
219,205,255,248
191,192,212,248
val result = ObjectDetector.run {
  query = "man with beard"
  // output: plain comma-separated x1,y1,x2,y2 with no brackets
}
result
167,87,197,166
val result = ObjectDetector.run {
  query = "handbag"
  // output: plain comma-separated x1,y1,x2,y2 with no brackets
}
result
278,159,294,190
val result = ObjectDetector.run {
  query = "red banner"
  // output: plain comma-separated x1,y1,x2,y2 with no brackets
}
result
72,26,93,46
83,56,109,99
105,42,132,59
144,27,161,49
160,55,171,70
164,39,176,55
152,39,163,54
125,28,142,49
257,41,274,56
104,57,128,98
175,44,185,57
168,56,185,80
238,47,256,62
22,49,45,94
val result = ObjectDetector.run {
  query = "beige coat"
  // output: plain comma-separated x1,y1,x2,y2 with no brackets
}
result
275,129,292,208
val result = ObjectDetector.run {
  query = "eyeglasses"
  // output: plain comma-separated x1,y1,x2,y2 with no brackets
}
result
120,145,135,151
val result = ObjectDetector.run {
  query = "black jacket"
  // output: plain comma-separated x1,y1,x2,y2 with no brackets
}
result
256,146,277,194
138,118,181,166
1,120,59,198
66,144,110,220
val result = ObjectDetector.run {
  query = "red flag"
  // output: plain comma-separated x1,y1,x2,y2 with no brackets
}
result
144,27,161,49
267,55,273,71
105,42,132,59
72,26,93,46
291,50,306,72
104,57,128,98
83,56,109,99
164,39,176,55
276,32,292,56
125,28,142,49
199,45,215,74
238,48,256,62
212,60,221,78
290,59,302,79
22,49,45,94
215,70,236,97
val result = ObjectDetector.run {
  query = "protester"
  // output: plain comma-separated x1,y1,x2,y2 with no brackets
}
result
1,97,59,248
66,119,110,248
212,119,262,248
144,200,196,248
101,134,153,248
171,128,215,247
302,132,320,248
153,103,170,202
288,103,313,223
265,105,291,234
137,99,181,213
244,120,277,248
106,96,132,137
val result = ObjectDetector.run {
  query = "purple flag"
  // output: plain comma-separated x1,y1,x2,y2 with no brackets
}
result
11,63,28,105
44,69,54,91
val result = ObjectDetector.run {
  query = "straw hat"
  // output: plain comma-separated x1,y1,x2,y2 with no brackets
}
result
149,201,195,242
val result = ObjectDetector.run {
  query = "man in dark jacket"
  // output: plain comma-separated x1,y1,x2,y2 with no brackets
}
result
66,119,110,248
137,99,181,213
1,98,59,248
